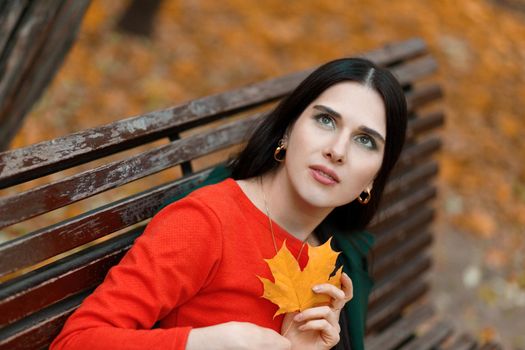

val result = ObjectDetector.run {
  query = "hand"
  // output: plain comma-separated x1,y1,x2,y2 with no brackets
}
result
281,272,353,350
186,321,291,350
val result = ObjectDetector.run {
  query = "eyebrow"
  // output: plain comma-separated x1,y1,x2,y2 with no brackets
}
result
313,104,385,143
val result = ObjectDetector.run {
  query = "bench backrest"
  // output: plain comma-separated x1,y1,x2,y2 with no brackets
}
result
0,38,443,350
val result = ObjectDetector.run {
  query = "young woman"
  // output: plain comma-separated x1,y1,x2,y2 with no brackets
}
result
51,57,407,350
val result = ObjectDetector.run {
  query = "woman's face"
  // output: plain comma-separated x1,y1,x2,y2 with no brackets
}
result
280,81,386,210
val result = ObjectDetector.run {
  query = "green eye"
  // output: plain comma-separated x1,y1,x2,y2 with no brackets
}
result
315,114,336,129
355,135,377,150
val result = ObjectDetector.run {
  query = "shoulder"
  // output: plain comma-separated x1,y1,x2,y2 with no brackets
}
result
151,178,240,229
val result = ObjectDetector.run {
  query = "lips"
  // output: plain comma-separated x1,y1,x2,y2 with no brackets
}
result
309,165,340,185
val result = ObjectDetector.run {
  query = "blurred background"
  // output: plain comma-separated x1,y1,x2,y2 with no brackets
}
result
1,0,524,348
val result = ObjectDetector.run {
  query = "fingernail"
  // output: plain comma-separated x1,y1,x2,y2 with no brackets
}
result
312,285,321,292
294,313,303,322
343,272,349,279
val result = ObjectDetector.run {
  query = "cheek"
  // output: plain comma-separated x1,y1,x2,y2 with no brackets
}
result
347,151,383,188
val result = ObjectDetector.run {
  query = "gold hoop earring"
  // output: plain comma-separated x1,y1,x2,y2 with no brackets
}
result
273,138,286,162
358,189,371,205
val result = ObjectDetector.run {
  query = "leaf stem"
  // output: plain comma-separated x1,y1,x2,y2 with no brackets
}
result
283,320,294,336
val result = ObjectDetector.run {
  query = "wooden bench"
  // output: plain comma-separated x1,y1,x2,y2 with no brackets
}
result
0,38,498,349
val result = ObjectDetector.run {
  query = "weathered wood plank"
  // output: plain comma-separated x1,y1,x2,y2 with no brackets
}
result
0,189,437,343
0,290,89,350
0,39,437,188
0,169,214,277
365,304,435,350
478,343,504,350
366,279,429,333
392,136,442,174
372,230,433,281
0,122,440,232
393,55,438,87
0,113,261,229
401,321,454,350
0,228,141,327
373,205,435,254
0,0,91,150
0,184,436,325
0,1,29,55
445,333,479,350
406,111,445,139
371,185,437,229
381,160,438,202
0,0,63,103
0,158,437,277
363,38,427,67
369,253,432,306
406,83,443,112
0,181,435,325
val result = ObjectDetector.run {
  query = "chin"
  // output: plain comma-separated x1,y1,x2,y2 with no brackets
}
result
297,187,343,209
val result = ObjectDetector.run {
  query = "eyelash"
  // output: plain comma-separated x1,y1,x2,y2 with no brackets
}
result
314,113,336,129
313,113,378,150
354,135,377,150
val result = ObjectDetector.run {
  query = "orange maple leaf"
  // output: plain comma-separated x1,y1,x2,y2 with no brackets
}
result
258,237,342,318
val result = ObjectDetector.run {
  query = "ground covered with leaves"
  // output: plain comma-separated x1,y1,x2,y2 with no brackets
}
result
10,0,525,347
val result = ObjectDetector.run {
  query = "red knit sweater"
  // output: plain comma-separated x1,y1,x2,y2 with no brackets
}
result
50,178,309,350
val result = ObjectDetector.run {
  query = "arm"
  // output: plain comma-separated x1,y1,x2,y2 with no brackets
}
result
50,198,222,350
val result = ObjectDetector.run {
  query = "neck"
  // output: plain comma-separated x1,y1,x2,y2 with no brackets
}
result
259,171,332,242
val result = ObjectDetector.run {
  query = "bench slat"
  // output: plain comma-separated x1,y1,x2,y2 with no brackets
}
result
445,333,479,350
0,291,89,350
369,253,432,306
407,111,445,139
372,230,433,280
0,169,214,277
0,184,436,327
370,184,437,228
369,254,432,318
401,321,454,350
0,146,438,277
478,343,504,350
0,38,432,189
363,38,428,66
0,1,29,54
373,205,435,254
392,137,441,172
393,56,438,87
382,160,438,202
406,83,443,111
0,228,141,327
0,113,261,229
366,279,429,332
365,304,435,350
0,265,428,350
0,114,441,233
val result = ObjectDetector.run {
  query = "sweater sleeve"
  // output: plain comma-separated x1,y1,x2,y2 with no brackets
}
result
50,197,223,350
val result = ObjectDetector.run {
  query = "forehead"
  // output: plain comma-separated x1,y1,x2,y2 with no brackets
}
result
307,81,386,133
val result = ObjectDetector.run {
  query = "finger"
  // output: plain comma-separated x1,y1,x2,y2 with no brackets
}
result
293,306,338,326
331,272,353,310
298,319,340,345
312,283,345,302
313,272,353,310
341,272,353,301
312,285,346,311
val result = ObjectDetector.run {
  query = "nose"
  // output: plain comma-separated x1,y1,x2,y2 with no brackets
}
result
323,135,347,164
